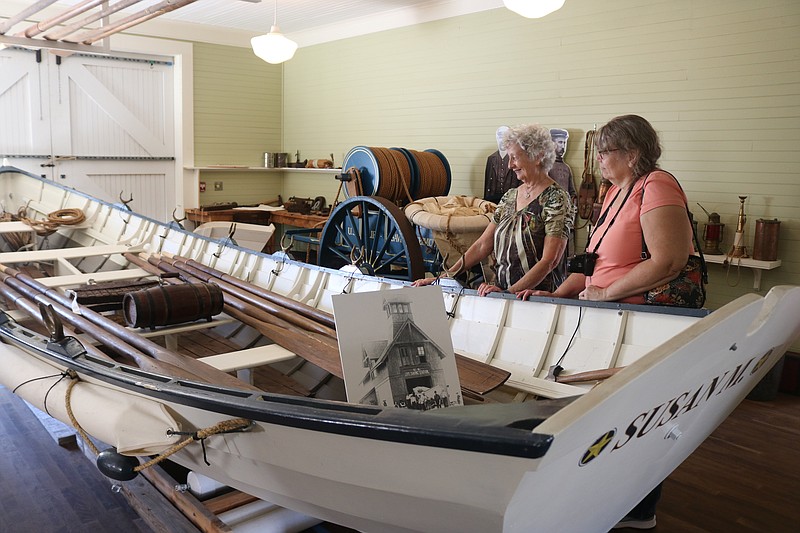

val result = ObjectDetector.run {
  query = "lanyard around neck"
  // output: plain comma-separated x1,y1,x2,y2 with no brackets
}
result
587,184,634,254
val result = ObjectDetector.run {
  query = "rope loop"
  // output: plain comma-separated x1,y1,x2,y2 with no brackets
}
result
17,207,86,237
135,417,252,471
60,371,252,472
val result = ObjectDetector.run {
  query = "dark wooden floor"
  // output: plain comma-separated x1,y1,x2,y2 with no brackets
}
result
657,392,800,532
0,386,150,533
1,384,798,532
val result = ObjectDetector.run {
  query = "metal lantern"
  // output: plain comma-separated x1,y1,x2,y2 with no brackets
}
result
702,213,725,255
697,203,725,255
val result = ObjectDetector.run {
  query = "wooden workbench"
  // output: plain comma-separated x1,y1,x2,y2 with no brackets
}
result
185,208,268,225
267,210,328,229
185,208,328,229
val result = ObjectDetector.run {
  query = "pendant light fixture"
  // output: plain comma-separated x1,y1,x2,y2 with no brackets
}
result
251,0,297,65
503,0,566,19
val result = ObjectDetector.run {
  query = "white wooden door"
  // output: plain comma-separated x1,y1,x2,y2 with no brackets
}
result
0,47,52,157
0,48,176,222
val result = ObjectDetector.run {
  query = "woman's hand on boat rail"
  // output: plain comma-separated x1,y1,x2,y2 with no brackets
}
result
515,288,538,300
578,285,608,301
411,277,437,287
477,282,503,297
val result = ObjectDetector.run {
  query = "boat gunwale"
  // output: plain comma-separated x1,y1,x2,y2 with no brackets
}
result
1,165,710,319
0,312,556,460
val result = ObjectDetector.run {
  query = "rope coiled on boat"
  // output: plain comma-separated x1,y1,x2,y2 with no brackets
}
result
19,207,86,236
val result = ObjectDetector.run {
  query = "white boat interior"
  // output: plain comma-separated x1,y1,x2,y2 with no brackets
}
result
1,165,798,533
0,166,707,401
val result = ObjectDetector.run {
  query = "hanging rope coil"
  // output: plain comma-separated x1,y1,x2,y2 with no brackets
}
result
342,146,450,206
408,150,448,200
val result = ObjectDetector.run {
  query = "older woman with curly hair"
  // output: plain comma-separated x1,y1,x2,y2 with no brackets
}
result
414,123,574,298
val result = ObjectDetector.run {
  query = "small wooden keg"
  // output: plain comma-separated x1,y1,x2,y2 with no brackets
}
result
123,283,224,329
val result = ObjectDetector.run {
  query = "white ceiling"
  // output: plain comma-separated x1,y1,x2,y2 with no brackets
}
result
1,1,506,48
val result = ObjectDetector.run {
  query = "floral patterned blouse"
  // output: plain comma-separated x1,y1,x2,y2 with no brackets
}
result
492,184,574,291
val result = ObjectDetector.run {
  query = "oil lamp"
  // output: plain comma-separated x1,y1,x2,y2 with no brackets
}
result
697,203,725,255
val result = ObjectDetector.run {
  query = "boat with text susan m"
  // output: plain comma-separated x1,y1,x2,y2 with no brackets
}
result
0,165,798,532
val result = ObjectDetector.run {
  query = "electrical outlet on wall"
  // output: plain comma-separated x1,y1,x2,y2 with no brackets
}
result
214,181,223,191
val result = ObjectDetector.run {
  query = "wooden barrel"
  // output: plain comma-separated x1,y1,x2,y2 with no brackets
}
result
122,283,224,329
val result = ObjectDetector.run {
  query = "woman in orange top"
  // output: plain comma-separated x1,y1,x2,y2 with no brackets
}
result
535,114,698,530
540,114,695,304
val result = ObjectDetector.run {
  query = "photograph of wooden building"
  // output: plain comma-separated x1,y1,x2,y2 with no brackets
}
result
333,287,461,410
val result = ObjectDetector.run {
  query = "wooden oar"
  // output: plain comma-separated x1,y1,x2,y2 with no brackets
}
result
156,255,510,394
129,253,345,378
145,254,510,394
146,253,337,340
0,274,200,379
131,249,510,395
0,283,118,365
555,367,624,384
0,264,262,392
164,252,336,329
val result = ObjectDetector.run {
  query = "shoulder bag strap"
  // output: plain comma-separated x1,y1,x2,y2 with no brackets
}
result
640,172,708,284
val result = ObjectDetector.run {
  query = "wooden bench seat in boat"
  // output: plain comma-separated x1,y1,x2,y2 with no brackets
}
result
134,317,236,350
0,243,145,264
193,221,276,254
199,344,296,384
37,268,152,288
0,221,38,250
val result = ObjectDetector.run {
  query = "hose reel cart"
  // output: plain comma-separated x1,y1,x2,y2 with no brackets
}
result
287,146,492,282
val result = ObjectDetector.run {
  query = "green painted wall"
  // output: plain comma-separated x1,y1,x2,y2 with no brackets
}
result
283,0,800,311
193,42,283,205
193,0,800,314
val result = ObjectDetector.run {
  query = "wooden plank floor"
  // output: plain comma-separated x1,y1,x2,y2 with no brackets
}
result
0,386,150,533
657,392,800,532
1,384,797,532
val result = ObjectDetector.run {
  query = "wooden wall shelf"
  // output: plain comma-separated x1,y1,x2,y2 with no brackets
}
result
703,254,781,290
186,166,340,175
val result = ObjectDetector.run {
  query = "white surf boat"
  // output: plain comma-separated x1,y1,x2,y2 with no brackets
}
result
0,165,798,532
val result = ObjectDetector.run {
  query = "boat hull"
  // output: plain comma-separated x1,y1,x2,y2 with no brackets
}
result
1,165,798,532
1,284,798,532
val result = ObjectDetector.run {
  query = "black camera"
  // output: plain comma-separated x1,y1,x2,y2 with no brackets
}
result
567,253,598,276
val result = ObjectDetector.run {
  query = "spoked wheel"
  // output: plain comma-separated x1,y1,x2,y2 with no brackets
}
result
317,196,425,281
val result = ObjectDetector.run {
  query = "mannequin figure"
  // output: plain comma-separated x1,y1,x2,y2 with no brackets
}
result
549,128,578,264
484,126,521,203
548,128,577,201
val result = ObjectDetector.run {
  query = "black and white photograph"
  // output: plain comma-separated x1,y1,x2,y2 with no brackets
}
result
332,286,462,410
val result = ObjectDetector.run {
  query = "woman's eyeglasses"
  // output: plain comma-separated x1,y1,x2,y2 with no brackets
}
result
597,148,620,159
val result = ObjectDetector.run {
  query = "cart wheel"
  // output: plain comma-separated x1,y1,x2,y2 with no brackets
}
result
317,196,425,281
